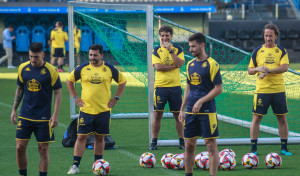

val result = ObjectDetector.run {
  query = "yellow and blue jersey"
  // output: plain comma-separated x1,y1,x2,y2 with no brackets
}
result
74,28,81,49
50,28,68,48
67,61,127,114
152,44,185,87
248,45,289,93
186,57,222,113
17,61,62,121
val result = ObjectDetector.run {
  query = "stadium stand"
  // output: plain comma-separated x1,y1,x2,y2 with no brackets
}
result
21,17,35,31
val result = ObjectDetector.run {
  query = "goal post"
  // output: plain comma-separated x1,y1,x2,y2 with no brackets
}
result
67,2,300,147
67,2,154,145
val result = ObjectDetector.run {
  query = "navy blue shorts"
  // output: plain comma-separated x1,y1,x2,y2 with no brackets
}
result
53,48,65,57
252,92,288,116
154,86,182,112
184,113,219,139
77,111,110,135
16,118,54,143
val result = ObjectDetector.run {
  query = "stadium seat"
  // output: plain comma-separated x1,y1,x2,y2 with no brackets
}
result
242,40,255,52
292,40,300,51
251,29,263,40
80,25,94,52
37,16,51,30
21,17,35,31
287,29,299,39
94,26,109,51
5,17,19,30
279,29,286,40
16,26,30,52
238,29,250,40
225,29,237,40
110,26,125,51
32,25,46,51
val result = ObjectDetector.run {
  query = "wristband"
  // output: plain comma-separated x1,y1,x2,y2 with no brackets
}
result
74,96,78,101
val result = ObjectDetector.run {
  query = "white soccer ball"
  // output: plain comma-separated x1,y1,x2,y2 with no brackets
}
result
219,153,236,170
139,152,156,168
219,148,236,158
170,154,185,170
242,153,259,169
92,159,110,175
195,154,209,170
161,153,174,169
265,152,282,169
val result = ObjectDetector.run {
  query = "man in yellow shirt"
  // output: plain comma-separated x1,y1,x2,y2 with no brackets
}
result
50,21,68,72
150,26,185,150
66,44,127,174
74,25,81,66
248,24,292,156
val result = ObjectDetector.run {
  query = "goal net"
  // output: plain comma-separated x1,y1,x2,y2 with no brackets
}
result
68,2,300,146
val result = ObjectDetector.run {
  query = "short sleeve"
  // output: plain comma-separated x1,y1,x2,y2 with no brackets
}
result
248,58,255,68
152,47,161,65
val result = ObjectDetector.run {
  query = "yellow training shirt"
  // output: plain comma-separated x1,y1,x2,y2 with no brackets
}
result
67,62,127,114
248,45,289,93
152,44,185,87
74,28,81,48
50,28,68,48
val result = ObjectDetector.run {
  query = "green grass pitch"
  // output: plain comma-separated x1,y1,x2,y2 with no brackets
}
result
0,70,299,176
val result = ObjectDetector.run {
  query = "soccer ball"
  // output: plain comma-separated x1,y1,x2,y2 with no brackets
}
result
265,152,282,169
242,153,259,169
170,154,185,170
139,152,156,168
195,154,209,170
219,153,236,170
219,149,236,158
92,159,110,175
161,153,174,169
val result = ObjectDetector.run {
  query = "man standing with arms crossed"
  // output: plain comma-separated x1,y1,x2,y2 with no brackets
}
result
150,25,185,150
179,33,222,176
248,24,292,156
67,44,127,174
11,42,62,176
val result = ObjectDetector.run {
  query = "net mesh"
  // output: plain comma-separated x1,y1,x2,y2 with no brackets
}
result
71,6,300,142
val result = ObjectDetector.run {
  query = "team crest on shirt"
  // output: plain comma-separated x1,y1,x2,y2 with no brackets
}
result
190,72,202,85
257,99,263,106
163,57,173,65
275,49,279,53
89,73,103,84
265,53,275,64
40,68,47,75
202,62,207,68
26,79,41,92
25,67,31,71
103,67,107,72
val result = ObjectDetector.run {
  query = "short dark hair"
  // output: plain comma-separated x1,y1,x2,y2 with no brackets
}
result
159,25,173,36
263,24,279,36
57,21,63,27
188,33,206,45
89,44,103,54
7,25,14,29
29,42,44,53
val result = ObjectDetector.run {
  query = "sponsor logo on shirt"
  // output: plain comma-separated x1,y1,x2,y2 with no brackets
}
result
26,79,41,92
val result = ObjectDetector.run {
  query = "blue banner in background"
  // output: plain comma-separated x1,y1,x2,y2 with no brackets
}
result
0,6,215,14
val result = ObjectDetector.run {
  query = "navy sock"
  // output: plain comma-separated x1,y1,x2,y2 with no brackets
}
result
19,169,27,176
251,139,257,150
186,173,193,176
179,138,184,144
95,155,103,161
151,138,157,144
281,139,288,150
39,171,47,176
73,156,82,167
